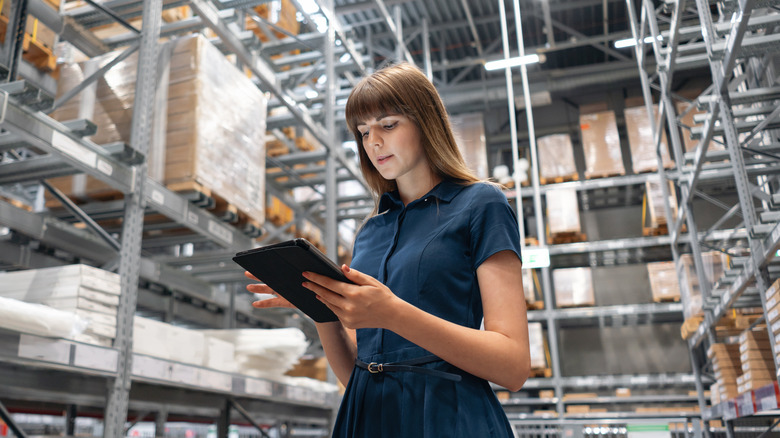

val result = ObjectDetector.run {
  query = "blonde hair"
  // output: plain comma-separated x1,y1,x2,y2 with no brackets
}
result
345,62,480,206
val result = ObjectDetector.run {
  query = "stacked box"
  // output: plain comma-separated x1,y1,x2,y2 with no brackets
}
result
245,0,299,42
624,105,674,173
133,317,211,367
522,269,537,306
537,134,577,181
707,343,741,401
679,251,729,318
645,176,678,228
738,330,775,393
646,261,681,302
553,268,595,308
287,357,329,381
451,113,489,180
528,322,546,369
546,189,581,235
49,34,267,224
766,280,780,351
0,265,120,346
675,101,724,153
580,111,625,178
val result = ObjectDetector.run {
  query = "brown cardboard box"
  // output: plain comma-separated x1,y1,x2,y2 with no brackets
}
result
566,405,590,414
553,268,595,308
646,261,681,302
615,388,631,397
539,390,555,399
562,392,598,401
538,134,577,180
624,105,674,173
580,111,626,178
286,357,328,381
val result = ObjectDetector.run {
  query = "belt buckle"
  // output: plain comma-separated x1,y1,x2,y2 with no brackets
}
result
367,362,383,373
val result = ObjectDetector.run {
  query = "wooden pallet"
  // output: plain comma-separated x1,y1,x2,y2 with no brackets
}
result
549,231,587,245
642,222,687,237
557,302,596,309
539,174,579,185
652,295,681,303
681,314,704,340
526,300,545,311
530,367,552,378
585,171,625,180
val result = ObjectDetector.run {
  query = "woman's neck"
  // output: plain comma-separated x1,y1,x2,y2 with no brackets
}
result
397,173,442,206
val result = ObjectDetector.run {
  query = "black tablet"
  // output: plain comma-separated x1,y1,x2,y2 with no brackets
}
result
233,238,349,322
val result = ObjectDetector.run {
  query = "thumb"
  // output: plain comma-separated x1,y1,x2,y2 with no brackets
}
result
342,264,377,286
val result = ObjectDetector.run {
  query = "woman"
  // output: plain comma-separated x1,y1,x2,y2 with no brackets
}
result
247,62,530,437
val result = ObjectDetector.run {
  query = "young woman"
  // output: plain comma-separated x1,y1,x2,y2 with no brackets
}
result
247,62,530,437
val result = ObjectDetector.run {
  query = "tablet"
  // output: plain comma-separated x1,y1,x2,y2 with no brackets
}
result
233,238,349,322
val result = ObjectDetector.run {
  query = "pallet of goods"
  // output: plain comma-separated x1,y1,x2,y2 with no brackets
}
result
624,104,675,173
579,110,626,179
49,34,267,228
737,330,775,395
707,343,741,402
643,176,679,236
528,322,549,377
646,261,681,303
523,269,543,310
0,265,119,346
245,0,299,42
546,188,587,244
0,0,59,72
451,113,490,180
537,134,579,185
553,267,595,308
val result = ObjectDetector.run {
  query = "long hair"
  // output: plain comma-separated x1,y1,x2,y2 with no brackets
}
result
345,62,480,210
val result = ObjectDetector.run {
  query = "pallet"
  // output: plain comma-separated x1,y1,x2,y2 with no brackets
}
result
526,300,545,311
530,367,552,378
585,171,625,180
681,314,704,340
167,180,263,238
539,174,579,185
549,231,587,245
557,302,596,309
642,223,687,237
652,295,681,303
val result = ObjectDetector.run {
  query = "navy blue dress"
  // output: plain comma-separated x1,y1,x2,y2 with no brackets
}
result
332,180,523,438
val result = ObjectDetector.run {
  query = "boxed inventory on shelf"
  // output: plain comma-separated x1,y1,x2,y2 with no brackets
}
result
552,267,595,308
450,113,489,180
528,322,546,369
579,110,625,178
545,189,581,235
679,251,729,318
537,134,577,181
201,328,308,380
645,176,678,229
49,34,267,224
623,105,674,173
646,261,681,302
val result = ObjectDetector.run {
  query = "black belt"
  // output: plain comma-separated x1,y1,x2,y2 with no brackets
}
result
355,355,462,382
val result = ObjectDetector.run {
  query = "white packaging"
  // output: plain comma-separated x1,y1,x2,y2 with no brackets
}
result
528,322,546,369
202,336,237,373
0,297,87,338
133,316,172,360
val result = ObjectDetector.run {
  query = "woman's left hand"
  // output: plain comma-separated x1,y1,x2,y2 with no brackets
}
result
302,265,403,330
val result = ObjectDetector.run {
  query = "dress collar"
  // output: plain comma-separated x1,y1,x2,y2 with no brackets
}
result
377,180,466,212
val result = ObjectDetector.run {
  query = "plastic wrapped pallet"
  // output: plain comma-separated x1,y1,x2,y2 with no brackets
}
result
646,261,681,302
0,265,119,345
645,176,678,228
552,267,595,308
522,269,537,306
528,322,546,369
624,105,674,173
545,188,581,235
580,111,625,178
450,113,489,180
680,251,729,318
538,134,577,181
50,34,267,224
133,316,206,366
201,328,308,380
0,297,87,339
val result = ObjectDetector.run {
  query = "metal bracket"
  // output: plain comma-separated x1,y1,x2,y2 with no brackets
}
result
0,89,9,126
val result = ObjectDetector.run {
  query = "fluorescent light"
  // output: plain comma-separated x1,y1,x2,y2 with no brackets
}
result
484,54,540,71
304,89,319,99
614,35,663,48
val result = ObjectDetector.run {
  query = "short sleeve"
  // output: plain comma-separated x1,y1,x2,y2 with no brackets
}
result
469,185,523,270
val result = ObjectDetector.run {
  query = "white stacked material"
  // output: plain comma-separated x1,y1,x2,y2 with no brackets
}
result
0,296,88,339
0,265,120,346
203,336,238,373
133,316,206,366
202,328,308,380
528,322,546,369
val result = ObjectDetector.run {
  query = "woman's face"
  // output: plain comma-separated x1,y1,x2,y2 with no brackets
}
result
357,113,429,184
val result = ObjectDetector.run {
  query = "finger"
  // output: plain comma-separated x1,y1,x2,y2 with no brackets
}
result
303,280,346,308
244,271,260,281
302,271,353,293
247,283,276,295
341,265,380,286
252,297,294,309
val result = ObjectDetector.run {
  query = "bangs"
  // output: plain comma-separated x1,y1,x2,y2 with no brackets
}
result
345,78,404,133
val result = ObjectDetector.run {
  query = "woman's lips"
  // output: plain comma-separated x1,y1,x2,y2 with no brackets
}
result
377,154,393,165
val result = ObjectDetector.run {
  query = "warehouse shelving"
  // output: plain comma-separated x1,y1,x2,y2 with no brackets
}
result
623,0,780,436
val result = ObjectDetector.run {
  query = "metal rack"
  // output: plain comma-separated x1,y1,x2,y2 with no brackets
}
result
624,0,780,436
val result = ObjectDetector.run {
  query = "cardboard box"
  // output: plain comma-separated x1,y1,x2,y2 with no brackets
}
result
528,322,546,369
616,388,631,397
646,261,681,302
546,189,581,234
50,35,268,224
624,105,674,173
539,390,555,399
553,268,595,308
562,392,598,401
580,111,626,178
566,405,590,414
538,134,577,180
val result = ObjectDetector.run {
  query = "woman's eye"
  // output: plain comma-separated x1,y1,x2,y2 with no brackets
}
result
384,122,397,129
360,131,368,138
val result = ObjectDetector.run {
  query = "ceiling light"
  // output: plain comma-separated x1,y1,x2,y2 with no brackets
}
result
305,89,319,99
614,35,662,48
484,54,540,71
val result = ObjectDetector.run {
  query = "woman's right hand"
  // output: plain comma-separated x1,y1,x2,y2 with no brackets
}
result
244,271,296,309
